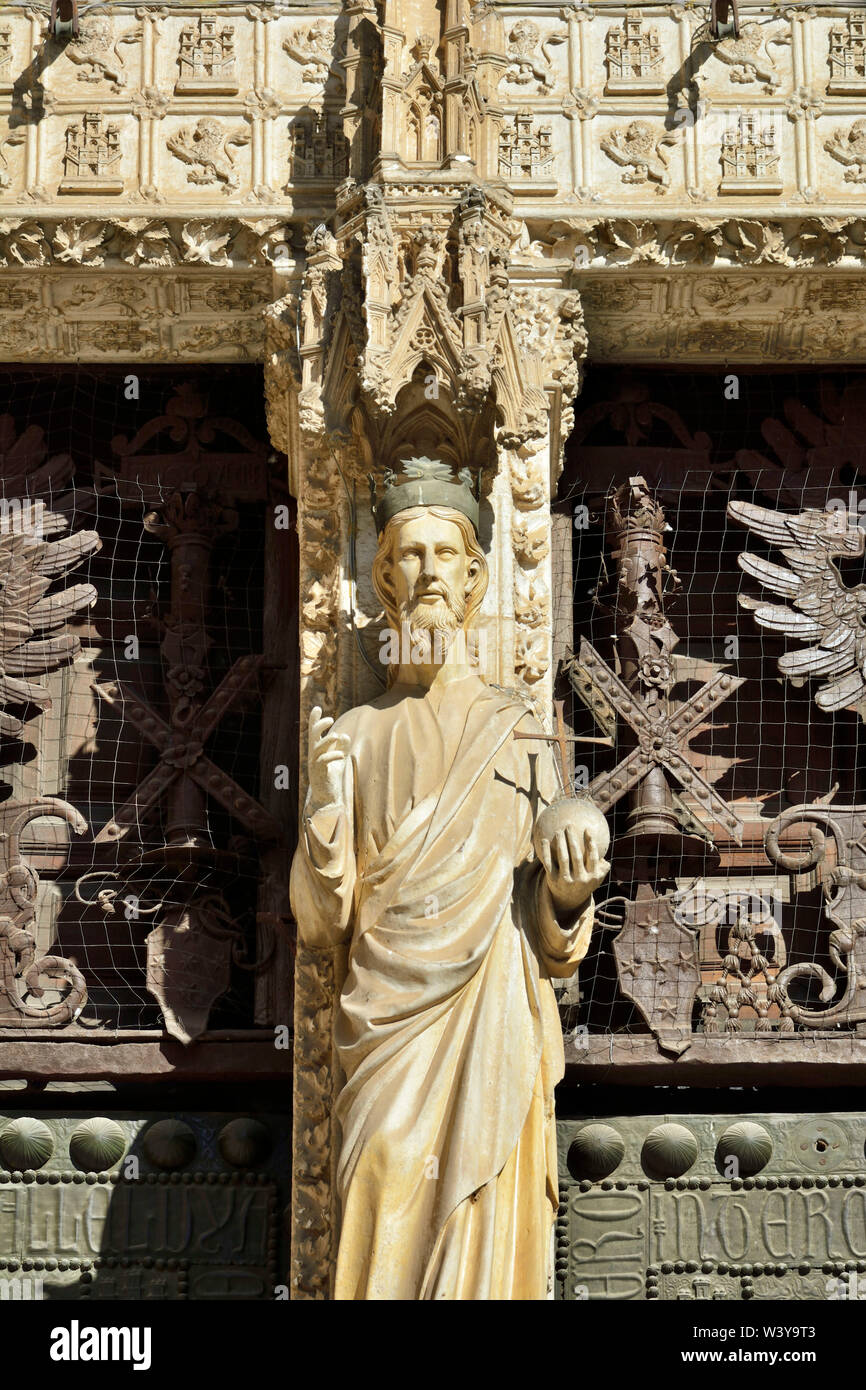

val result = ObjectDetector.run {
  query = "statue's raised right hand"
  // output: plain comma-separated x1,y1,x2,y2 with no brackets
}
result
307,705,350,810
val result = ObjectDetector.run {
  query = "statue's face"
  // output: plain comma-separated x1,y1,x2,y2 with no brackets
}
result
390,512,474,626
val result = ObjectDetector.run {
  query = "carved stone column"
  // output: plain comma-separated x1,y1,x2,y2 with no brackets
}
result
265,0,590,1298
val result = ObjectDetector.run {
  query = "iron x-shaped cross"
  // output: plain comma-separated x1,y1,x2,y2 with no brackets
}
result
93,655,282,844
575,638,746,845
513,698,613,793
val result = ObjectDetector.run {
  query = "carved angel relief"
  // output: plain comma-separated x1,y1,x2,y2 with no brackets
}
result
0,499,101,1028
728,499,866,718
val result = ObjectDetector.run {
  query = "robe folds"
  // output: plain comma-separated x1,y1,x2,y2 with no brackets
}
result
290,673,594,1300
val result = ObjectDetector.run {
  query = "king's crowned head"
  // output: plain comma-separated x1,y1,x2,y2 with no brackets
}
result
370,457,480,536
369,457,488,685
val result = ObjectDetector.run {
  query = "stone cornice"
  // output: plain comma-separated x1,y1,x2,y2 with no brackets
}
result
0,214,293,266
2,212,866,271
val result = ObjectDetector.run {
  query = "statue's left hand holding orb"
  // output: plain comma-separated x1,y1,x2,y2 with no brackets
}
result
533,798,611,913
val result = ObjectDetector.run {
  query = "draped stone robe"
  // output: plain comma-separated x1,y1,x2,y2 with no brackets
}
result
290,673,594,1300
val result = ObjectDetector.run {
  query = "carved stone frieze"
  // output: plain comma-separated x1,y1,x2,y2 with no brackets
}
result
291,944,339,1298
2,1,866,215
0,213,852,280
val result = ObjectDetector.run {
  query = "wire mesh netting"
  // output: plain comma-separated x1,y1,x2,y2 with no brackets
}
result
556,367,866,1041
0,366,286,1032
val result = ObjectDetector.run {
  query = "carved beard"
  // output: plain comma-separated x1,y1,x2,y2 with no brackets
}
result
399,587,466,664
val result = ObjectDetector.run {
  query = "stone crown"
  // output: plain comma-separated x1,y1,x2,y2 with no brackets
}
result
370,457,480,534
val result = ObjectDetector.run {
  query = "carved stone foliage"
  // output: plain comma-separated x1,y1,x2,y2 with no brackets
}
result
297,446,341,719
7,215,866,370
0,217,289,270
7,214,866,280
291,945,338,1298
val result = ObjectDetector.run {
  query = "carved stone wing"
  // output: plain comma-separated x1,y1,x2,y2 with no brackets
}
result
728,498,866,716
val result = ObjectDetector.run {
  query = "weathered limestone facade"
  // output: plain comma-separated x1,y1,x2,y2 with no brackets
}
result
6,0,866,1299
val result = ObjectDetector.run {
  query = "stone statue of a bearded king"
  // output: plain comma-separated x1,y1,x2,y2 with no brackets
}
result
290,458,611,1300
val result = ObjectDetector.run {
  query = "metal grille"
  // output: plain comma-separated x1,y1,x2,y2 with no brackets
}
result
556,367,866,1045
